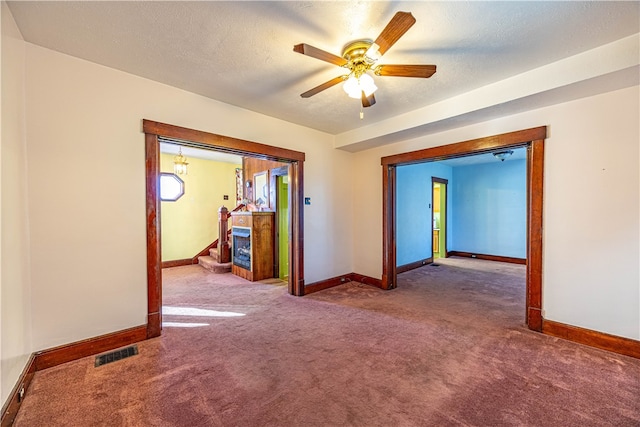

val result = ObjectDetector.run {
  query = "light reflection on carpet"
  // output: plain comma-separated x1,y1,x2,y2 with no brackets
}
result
162,306,246,317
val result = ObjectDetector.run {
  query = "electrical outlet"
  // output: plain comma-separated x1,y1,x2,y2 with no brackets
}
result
340,277,346,282
18,385,25,402
471,254,477,258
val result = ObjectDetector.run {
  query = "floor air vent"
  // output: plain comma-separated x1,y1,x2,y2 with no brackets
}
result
95,345,138,367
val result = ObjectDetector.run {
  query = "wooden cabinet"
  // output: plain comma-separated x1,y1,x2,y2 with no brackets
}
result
231,212,274,281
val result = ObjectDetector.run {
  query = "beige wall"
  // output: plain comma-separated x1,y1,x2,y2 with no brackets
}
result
351,85,640,340
160,154,239,261
1,1,32,405
1,2,638,410
24,42,354,352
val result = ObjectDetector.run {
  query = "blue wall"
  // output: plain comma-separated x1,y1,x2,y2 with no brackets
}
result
396,162,453,266
451,159,527,258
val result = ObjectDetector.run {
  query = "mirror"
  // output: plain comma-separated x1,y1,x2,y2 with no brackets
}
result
253,171,268,207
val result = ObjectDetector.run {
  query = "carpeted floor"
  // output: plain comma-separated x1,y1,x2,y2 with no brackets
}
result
14,257,640,426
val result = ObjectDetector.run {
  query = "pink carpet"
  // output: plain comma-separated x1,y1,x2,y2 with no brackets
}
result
14,257,640,426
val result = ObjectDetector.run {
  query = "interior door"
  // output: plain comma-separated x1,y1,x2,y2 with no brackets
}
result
432,177,448,259
269,166,290,280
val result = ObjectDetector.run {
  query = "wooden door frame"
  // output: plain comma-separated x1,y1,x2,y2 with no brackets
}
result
143,120,306,338
431,177,449,259
381,126,546,331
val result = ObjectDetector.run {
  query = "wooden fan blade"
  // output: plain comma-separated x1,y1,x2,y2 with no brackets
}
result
376,64,437,78
293,43,348,67
362,92,376,108
300,76,346,98
374,12,416,56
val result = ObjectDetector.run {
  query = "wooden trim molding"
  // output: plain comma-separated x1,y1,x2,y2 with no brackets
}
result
396,258,434,274
351,273,383,289
381,165,396,290
542,319,640,359
526,139,544,331
304,275,346,295
380,126,547,332
145,133,162,339
305,273,384,295
448,251,526,265
289,160,305,296
143,120,305,162
381,127,547,166
161,259,193,269
34,325,148,371
1,355,36,427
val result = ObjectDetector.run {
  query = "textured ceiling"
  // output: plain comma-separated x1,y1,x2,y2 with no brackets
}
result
7,1,640,136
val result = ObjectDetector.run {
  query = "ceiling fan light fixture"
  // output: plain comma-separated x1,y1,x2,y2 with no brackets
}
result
343,75,361,99
343,73,378,99
359,73,378,97
364,42,381,63
295,12,436,108
493,150,514,162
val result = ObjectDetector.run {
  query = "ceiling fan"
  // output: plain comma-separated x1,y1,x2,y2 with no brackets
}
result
293,11,436,112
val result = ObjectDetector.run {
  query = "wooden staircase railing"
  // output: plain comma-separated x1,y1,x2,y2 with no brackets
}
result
188,203,245,265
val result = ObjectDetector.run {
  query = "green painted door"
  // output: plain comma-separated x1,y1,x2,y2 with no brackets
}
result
438,182,446,257
277,176,289,279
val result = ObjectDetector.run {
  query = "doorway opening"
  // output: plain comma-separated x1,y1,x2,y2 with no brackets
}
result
277,175,289,280
143,120,306,339
269,165,289,281
381,127,546,331
432,178,448,260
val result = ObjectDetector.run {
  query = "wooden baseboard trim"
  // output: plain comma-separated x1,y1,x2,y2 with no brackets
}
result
397,258,433,274
350,273,383,289
161,258,194,268
528,307,543,332
304,275,346,294
3,325,149,425
542,319,640,359
1,354,36,427
34,325,148,371
305,272,384,295
147,313,162,338
448,251,526,265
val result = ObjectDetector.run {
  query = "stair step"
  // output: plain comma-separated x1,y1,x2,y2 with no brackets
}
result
209,247,232,264
198,256,231,274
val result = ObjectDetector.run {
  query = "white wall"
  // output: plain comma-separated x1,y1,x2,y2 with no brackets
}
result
1,1,32,406
352,85,639,340
24,43,354,351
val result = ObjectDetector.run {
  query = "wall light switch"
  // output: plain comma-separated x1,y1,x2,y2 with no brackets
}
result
304,197,311,205
223,195,229,200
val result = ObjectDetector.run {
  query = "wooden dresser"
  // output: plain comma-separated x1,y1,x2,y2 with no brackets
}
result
230,211,274,281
